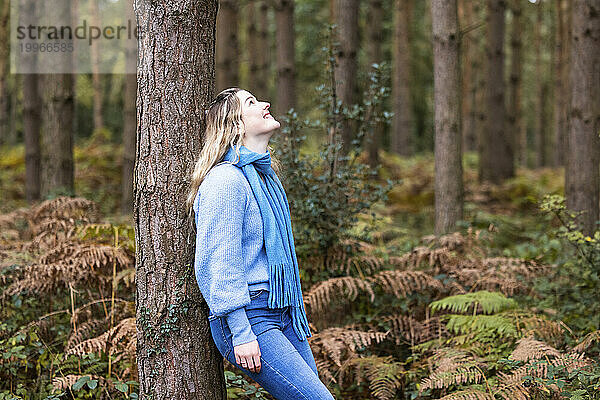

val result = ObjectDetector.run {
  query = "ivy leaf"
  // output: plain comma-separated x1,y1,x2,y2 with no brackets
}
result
72,376,90,391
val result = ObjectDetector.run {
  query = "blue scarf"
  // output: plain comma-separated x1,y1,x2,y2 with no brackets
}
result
223,144,311,341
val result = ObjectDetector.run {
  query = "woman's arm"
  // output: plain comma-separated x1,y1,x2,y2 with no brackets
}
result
193,166,257,347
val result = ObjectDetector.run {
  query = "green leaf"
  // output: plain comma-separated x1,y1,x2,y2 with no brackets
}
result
72,376,90,391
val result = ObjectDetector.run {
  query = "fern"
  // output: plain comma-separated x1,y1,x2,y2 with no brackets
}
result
444,314,518,338
430,291,517,315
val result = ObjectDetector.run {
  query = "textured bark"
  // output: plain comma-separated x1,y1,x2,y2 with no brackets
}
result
216,0,239,91
472,2,486,156
479,0,513,184
121,0,136,215
553,0,570,166
246,2,261,96
134,0,226,398
333,0,360,155
391,0,414,156
508,0,525,168
257,1,271,99
90,0,103,131
0,0,9,146
458,0,475,154
534,1,547,167
432,0,464,235
275,0,296,116
40,0,75,198
20,0,41,202
565,0,600,236
366,0,384,167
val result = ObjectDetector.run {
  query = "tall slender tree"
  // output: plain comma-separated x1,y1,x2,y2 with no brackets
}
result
432,0,463,235
508,0,525,168
121,0,137,215
391,0,414,156
40,0,75,198
20,0,41,202
332,0,360,155
257,1,271,99
90,0,104,132
479,0,513,184
275,0,296,117
216,0,239,91
565,0,599,236
533,1,548,168
553,0,570,166
366,0,384,167
0,0,9,145
134,0,226,398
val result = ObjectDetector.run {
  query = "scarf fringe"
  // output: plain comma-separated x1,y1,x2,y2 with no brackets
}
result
268,262,312,340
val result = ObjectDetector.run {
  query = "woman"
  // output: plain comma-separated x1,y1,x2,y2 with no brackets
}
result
186,87,335,400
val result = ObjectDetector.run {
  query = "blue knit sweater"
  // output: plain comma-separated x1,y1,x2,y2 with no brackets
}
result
193,163,270,347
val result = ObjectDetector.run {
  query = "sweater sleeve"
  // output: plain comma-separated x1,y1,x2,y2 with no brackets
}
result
193,166,257,346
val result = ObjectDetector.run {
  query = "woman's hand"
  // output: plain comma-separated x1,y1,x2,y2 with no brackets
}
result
234,340,261,373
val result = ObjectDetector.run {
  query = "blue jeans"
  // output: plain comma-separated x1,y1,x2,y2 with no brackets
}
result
209,289,335,400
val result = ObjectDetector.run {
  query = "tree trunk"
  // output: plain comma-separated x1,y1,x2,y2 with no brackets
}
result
40,0,75,199
332,0,360,155
458,0,474,154
275,0,296,117
479,0,512,184
247,2,261,96
534,1,546,168
134,0,226,398
472,2,486,158
391,0,414,156
432,0,464,235
90,0,104,132
257,1,271,100
0,0,9,146
553,0,569,167
216,0,239,91
565,0,600,236
366,0,384,167
121,0,136,215
508,0,525,168
20,0,41,202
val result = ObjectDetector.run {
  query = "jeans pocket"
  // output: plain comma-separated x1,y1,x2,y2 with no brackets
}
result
209,318,232,359
249,289,266,300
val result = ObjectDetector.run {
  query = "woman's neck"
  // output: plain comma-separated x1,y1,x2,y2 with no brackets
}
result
242,135,270,154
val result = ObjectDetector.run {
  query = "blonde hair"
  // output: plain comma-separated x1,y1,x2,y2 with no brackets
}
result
185,87,281,221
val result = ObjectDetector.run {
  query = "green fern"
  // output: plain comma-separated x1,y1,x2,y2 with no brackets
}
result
430,291,517,315
444,314,518,338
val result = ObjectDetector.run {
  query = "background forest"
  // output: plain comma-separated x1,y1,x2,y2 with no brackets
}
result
0,0,599,399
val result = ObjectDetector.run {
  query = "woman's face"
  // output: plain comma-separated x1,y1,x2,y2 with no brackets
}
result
236,90,280,138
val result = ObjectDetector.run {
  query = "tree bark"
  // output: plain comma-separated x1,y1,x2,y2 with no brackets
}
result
20,0,41,202
257,1,271,99
216,0,239,91
275,0,296,117
565,0,600,236
534,1,547,168
391,0,414,156
134,0,226,398
121,0,136,215
332,0,360,155
366,0,384,167
553,0,570,166
0,0,9,146
432,0,464,235
40,0,75,199
90,0,104,132
508,0,525,169
479,0,513,184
